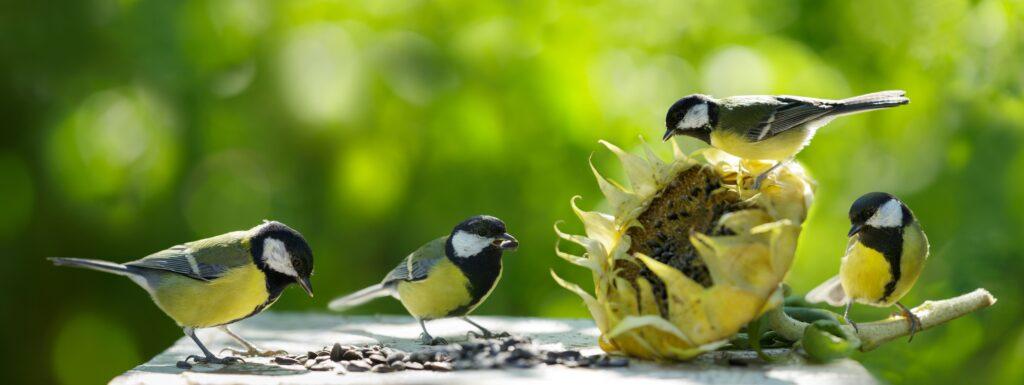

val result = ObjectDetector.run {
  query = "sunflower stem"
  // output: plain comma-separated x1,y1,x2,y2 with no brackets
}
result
766,288,996,351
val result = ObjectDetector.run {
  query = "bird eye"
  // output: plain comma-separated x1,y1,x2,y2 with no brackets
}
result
491,239,503,246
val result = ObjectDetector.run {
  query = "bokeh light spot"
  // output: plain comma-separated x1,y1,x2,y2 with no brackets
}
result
375,31,458,105
702,46,772,95
278,23,365,127
333,143,408,218
589,50,694,131
53,312,140,385
46,88,179,222
965,0,1008,48
180,0,269,71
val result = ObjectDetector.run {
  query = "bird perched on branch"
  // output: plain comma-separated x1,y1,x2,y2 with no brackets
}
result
806,192,930,341
50,221,315,364
328,215,518,345
663,90,909,188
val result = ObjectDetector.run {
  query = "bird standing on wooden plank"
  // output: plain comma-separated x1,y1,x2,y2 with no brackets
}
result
50,221,315,364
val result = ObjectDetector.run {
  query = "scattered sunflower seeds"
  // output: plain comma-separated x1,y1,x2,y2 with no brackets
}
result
265,335,629,374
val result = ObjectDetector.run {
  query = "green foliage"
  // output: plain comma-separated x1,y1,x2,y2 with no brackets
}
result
1,0,1022,384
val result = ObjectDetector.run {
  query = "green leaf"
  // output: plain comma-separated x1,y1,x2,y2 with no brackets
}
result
802,319,860,363
784,306,840,324
748,314,783,362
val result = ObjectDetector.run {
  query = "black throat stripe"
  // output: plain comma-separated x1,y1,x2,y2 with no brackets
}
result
857,226,904,302
445,246,504,317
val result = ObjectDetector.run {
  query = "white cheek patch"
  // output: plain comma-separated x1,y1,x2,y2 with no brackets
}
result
677,103,709,130
866,199,903,228
262,238,298,277
451,230,492,258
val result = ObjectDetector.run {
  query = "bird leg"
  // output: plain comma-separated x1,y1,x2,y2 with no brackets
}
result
418,319,448,345
895,302,922,342
752,159,790,190
463,317,510,339
180,327,245,366
217,325,288,357
843,302,859,333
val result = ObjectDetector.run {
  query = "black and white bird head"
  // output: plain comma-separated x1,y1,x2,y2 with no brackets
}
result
447,215,518,259
664,94,717,143
848,192,913,237
250,220,315,297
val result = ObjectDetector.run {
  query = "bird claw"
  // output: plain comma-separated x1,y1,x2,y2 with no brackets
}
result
419,333,448,346
752,171,772,190
219,347,288,357
843,316,860,334
901,308,922,343
184,354,245,365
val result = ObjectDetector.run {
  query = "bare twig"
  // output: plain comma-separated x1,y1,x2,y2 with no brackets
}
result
767,288,997,351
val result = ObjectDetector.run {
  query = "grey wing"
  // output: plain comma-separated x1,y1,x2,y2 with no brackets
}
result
746,96,838,142
125,245,230,281
381,237,447,286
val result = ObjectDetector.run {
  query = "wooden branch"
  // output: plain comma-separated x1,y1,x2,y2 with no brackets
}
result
767,288,997,351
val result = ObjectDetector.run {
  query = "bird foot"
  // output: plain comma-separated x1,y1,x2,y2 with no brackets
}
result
843,316,860,334
468,330,511,340
900,308,922,342
752,171,773,190
219,347,288,357
183,354,245,365
751,160,788,190
419,333,448,346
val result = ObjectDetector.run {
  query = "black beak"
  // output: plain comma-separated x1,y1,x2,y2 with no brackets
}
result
662,129,676,141
297,276,314,298
498,233,519,251
847,224,864,237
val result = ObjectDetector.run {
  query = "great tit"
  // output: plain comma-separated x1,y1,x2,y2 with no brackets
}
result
806,192,930,340
328,215,518,345
49,221,314,364
663,91,909,188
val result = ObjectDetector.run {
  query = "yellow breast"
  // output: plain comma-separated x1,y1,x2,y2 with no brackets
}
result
710,129,812,161
839,240,893,306
889,223,929,304
150,264,272,328
396,259,473,320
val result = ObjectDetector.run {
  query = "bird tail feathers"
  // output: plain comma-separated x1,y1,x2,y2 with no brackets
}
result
328,284,392,312
49,257,132,277
805,275,849,307
835,90,909,115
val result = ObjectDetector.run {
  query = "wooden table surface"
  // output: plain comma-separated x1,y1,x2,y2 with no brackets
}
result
110,313,876,385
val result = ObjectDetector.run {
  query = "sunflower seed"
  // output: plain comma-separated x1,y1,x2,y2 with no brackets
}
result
368,354,387,364
309,362,335,371
329,343,344,361
346,360,372,372
424,362,453,372
387,352,406,364
404,361,424,370
274,356,299,365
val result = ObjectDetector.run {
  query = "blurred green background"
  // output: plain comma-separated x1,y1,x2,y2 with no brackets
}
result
2,0,1021,384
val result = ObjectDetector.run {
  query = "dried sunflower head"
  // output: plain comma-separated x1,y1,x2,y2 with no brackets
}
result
553,140,814,360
